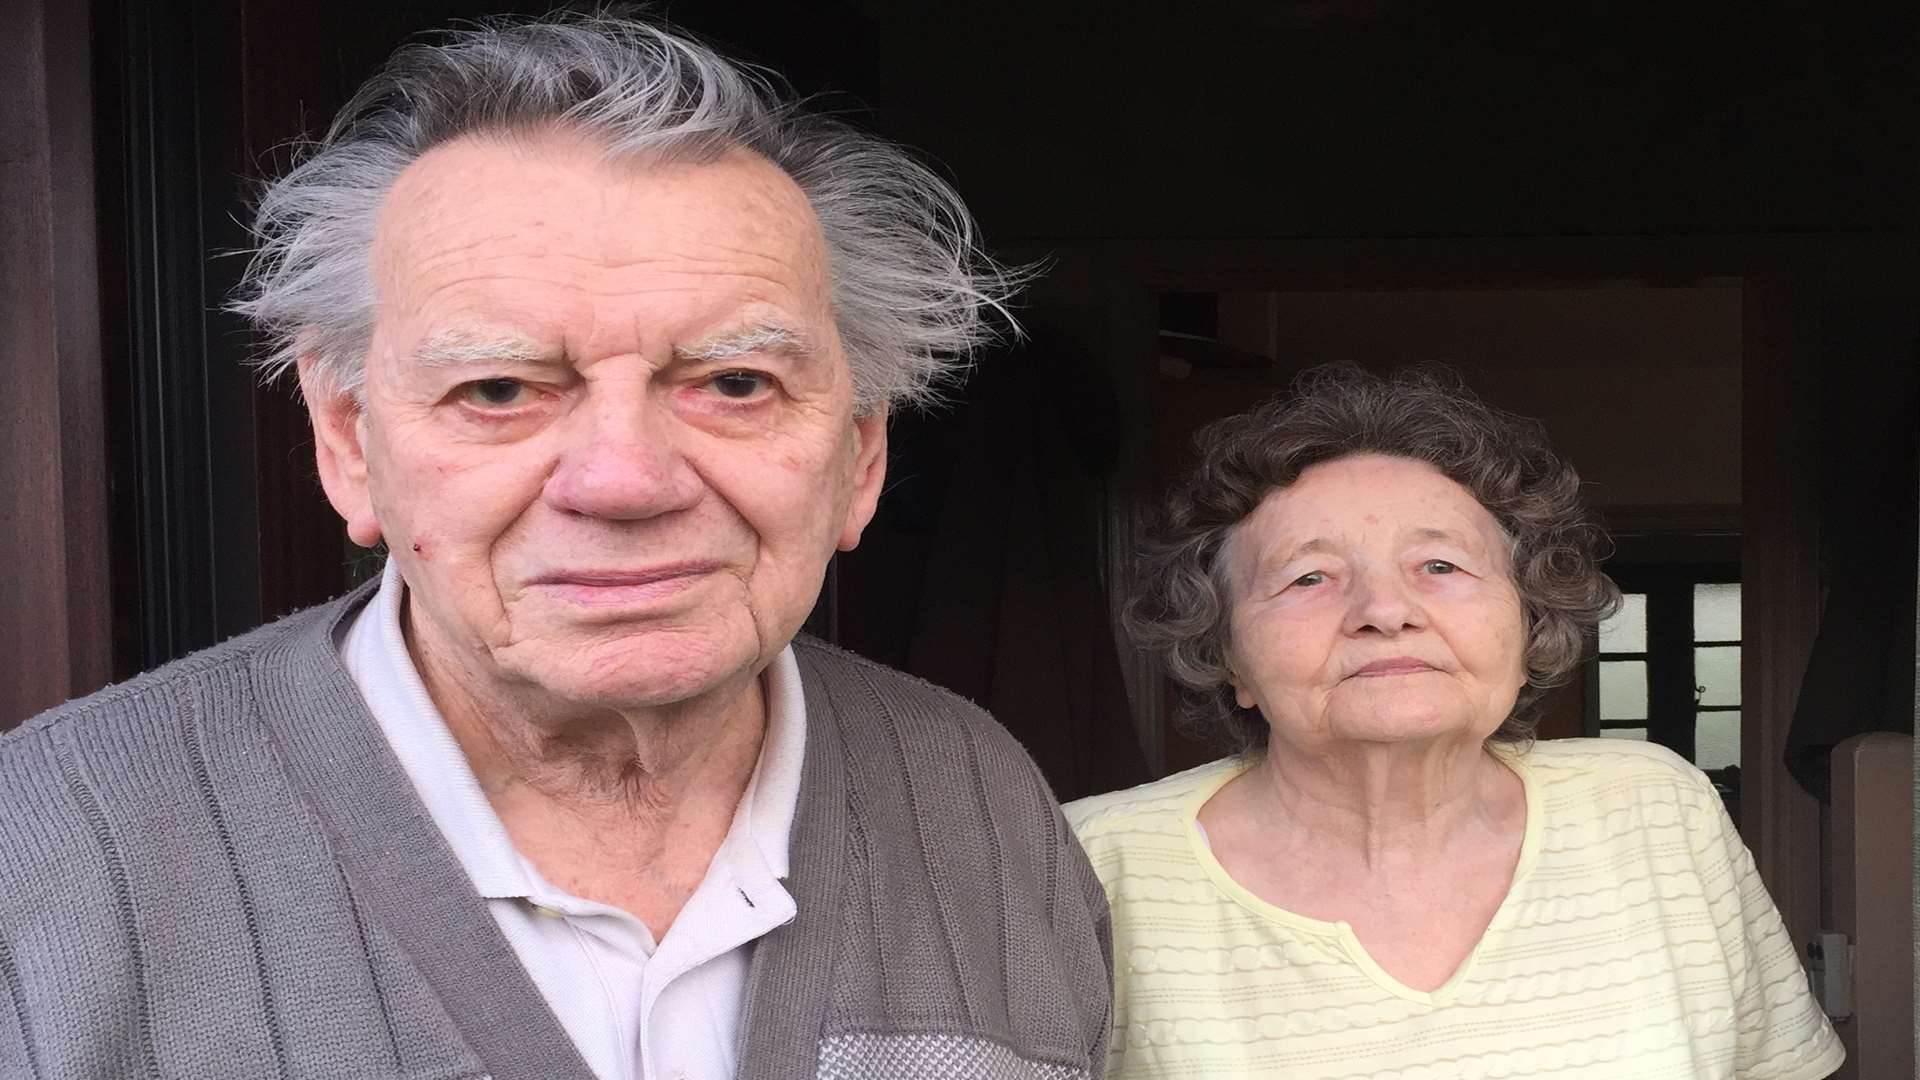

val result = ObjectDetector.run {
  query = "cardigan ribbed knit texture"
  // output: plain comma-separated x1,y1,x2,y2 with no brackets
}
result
0,585,1112,1079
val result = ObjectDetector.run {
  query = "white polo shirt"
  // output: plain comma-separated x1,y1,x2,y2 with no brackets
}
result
339,562,803,1080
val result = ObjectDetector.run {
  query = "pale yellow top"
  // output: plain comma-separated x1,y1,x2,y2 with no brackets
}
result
1065,739,1843,1080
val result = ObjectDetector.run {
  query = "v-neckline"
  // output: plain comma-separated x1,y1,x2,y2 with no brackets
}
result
1183,750,1542,1006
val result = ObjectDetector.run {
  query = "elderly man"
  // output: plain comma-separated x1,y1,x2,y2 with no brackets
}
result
0,13,1110,1080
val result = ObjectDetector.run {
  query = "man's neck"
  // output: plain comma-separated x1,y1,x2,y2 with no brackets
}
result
408,616,770,938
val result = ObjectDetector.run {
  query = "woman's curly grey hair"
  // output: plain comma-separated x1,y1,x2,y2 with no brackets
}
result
1129,365,1621,752
231,9,1026,414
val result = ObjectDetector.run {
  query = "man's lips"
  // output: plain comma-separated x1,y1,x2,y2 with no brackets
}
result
524,562,723,603
1348,657,1439,678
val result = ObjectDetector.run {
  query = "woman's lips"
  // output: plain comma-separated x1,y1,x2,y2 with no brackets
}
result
1349,657,1438,678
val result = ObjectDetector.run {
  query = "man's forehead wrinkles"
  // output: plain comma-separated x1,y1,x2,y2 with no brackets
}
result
389,226,522,272
396,207,812,264
403,255,813,302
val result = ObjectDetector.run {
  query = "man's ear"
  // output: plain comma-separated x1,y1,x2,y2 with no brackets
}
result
836,406,889,552
297,356,383,548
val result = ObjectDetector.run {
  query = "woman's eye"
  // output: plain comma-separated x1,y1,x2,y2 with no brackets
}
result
460,378,532,408
1422,559,1459,575
1291,571,1327,588
710,371,770,399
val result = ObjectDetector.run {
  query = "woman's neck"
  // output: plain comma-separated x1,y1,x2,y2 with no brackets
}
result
1221,737,1520,870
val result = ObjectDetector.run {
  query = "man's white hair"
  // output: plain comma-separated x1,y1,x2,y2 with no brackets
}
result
232,10,1026,414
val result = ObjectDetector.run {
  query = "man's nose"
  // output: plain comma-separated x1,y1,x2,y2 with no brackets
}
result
1343,565,1426,636
543,392,704,521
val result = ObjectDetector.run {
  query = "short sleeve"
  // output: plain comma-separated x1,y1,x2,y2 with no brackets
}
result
1691,778,1846,1080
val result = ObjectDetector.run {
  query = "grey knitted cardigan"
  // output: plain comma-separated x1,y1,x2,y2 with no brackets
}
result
0,586,1112,1079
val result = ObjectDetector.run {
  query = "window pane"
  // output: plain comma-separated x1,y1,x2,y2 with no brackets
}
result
1696,710,1740,770
1600,726,1648,741
1600,593,1647,653
1600,661,1647,720
1694,583,1741,642
1695,646,1740,707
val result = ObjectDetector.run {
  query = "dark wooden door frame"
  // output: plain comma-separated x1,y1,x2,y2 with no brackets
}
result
3,0,271,728
1,0,111,729
1739,270,1824,963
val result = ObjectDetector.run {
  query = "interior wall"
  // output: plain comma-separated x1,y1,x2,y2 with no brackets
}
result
857,4,1918,245
1219,287,1744,510
60,4,1914,777
126,0,1904,662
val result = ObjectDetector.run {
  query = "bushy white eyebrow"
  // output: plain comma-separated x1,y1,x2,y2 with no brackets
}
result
674,322,816,364
408,330,559,368
404,321,817,371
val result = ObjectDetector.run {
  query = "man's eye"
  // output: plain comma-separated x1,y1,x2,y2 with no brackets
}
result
1292,571,1327,587
710,371,770,399
1422,560,1459,575
460,379,532,408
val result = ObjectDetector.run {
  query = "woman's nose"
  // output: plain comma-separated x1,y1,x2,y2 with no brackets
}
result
1344,567,1426,636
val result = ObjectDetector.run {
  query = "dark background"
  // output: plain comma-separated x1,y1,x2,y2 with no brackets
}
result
5,6,1916,1062
69,0,1920,717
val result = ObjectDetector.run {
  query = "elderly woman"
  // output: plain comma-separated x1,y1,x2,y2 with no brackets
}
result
1067,367,1842,1079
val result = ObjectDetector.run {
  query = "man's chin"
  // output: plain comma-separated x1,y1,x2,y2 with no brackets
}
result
501,632,761,712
